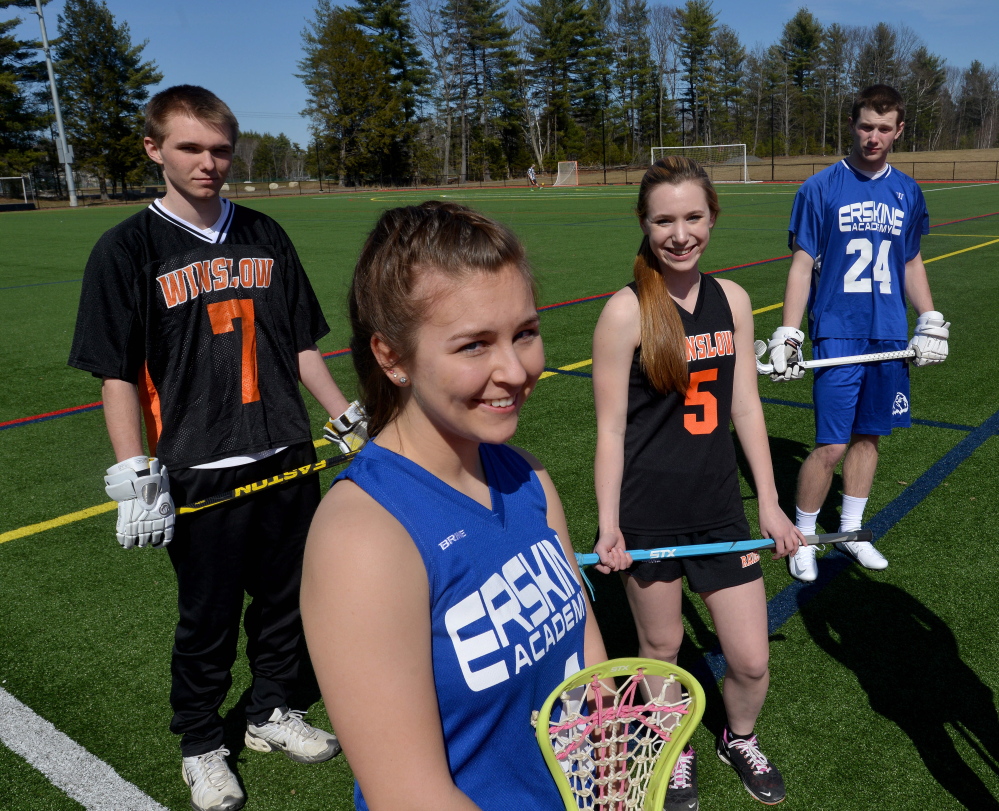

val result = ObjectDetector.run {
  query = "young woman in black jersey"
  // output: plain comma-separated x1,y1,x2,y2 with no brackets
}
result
592,157,804,808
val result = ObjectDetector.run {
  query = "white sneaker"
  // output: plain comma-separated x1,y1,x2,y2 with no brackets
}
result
836,541,888,571
788,543,819,582
181,748,245,811
245,708,341,764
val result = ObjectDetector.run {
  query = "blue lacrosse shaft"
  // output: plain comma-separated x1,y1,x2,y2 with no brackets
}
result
574,530,872,567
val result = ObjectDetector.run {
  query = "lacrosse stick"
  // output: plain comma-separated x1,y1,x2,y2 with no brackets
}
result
754,340,914,376
575,530,872,567
533,657,705,811
178,450,357,514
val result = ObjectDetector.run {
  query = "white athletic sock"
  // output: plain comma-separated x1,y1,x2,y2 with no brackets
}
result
839,495,868,533
795,507,820,537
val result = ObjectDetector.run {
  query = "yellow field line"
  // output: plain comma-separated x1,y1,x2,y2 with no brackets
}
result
929,233,999,238
753,302,783,315
0,502,118,544
925,238,999,263
0,437,333,546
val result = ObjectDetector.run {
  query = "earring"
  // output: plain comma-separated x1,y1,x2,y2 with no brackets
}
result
399,377,408,384
390,370,398,378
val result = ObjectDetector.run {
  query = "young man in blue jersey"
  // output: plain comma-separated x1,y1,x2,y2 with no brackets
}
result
767,84,950,582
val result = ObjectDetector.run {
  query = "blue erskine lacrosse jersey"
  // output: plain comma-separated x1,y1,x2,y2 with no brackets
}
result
788,160,929,341
335,442,587,810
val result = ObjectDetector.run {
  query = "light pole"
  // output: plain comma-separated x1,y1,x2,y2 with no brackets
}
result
770,94,775,182
601,95,607,185
31,0,77,207
314,138,324,193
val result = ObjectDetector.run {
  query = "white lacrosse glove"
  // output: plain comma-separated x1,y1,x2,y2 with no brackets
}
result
767,326,806,382
323,400,369,455
104,456,175,549
908,311,949,367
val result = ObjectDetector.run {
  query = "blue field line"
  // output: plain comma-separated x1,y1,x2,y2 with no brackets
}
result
0,278,83,291
698,406,999,682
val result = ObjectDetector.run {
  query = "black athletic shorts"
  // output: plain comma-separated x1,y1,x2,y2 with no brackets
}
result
622,517,762,593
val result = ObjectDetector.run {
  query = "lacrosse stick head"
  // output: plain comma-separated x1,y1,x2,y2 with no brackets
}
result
533,658,705,811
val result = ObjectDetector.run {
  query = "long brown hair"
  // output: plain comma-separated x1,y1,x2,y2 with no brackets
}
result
348,201,536,436
634,157,720,395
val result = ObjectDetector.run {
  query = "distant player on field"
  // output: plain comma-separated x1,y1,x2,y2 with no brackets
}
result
68,85,367,811
767,84,949,582
527,163,539,188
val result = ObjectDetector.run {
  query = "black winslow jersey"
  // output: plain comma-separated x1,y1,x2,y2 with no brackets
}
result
619,273,743,535
69,201,330,469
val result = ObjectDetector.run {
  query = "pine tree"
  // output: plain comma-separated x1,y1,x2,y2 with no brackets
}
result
54,0,160,199
779,8,823,153
460,0,522,179
713,24,745,144
648,3,681,148
854,23,900,88
300,1,403,186
0,8,44,175
614,0,654,159
956,61,999,150
677,0,717,144
819,23,853,154
350,0,428,178
520,0,589,163
903,46,946,151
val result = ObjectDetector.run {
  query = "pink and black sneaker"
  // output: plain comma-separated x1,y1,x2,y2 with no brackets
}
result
716,728,786,805
664,745,698,810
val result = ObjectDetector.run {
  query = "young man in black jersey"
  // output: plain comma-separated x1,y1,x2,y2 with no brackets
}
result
69,85,366,811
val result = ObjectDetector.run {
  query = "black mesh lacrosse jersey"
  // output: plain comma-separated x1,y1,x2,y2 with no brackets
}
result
69,200,330,469
619,274,744,535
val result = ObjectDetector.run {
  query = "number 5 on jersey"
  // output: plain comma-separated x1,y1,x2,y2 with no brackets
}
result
683,368,718,435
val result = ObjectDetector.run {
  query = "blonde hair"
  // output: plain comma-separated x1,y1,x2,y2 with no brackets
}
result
634,157,720,395
349,201,535,436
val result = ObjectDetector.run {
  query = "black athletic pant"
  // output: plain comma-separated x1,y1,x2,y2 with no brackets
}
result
166,443,320,757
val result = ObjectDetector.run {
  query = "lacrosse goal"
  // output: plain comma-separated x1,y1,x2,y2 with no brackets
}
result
650,144,749,183
0,176,35,211
553,161,578,187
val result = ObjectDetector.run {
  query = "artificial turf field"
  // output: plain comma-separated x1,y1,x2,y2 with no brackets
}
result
2,181,998,810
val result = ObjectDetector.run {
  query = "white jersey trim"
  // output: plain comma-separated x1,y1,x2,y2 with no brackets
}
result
148,198,234,243
841,159,891,181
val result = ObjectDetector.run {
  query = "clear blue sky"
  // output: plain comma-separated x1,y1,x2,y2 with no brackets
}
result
10,0,998,148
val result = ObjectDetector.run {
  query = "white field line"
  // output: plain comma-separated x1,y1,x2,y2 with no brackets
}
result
0,687,167,811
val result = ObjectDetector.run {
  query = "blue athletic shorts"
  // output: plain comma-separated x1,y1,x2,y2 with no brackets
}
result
812,338,911,444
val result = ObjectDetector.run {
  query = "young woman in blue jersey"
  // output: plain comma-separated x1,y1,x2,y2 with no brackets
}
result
301,202,608,811
592,158,804,807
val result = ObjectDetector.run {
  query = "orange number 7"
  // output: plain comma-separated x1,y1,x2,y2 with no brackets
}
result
683,368,718,435
207,299,260,404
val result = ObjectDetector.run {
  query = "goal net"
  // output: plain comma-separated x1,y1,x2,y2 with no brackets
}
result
650,144,749,183
0,176,32,206
553,161,578,187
